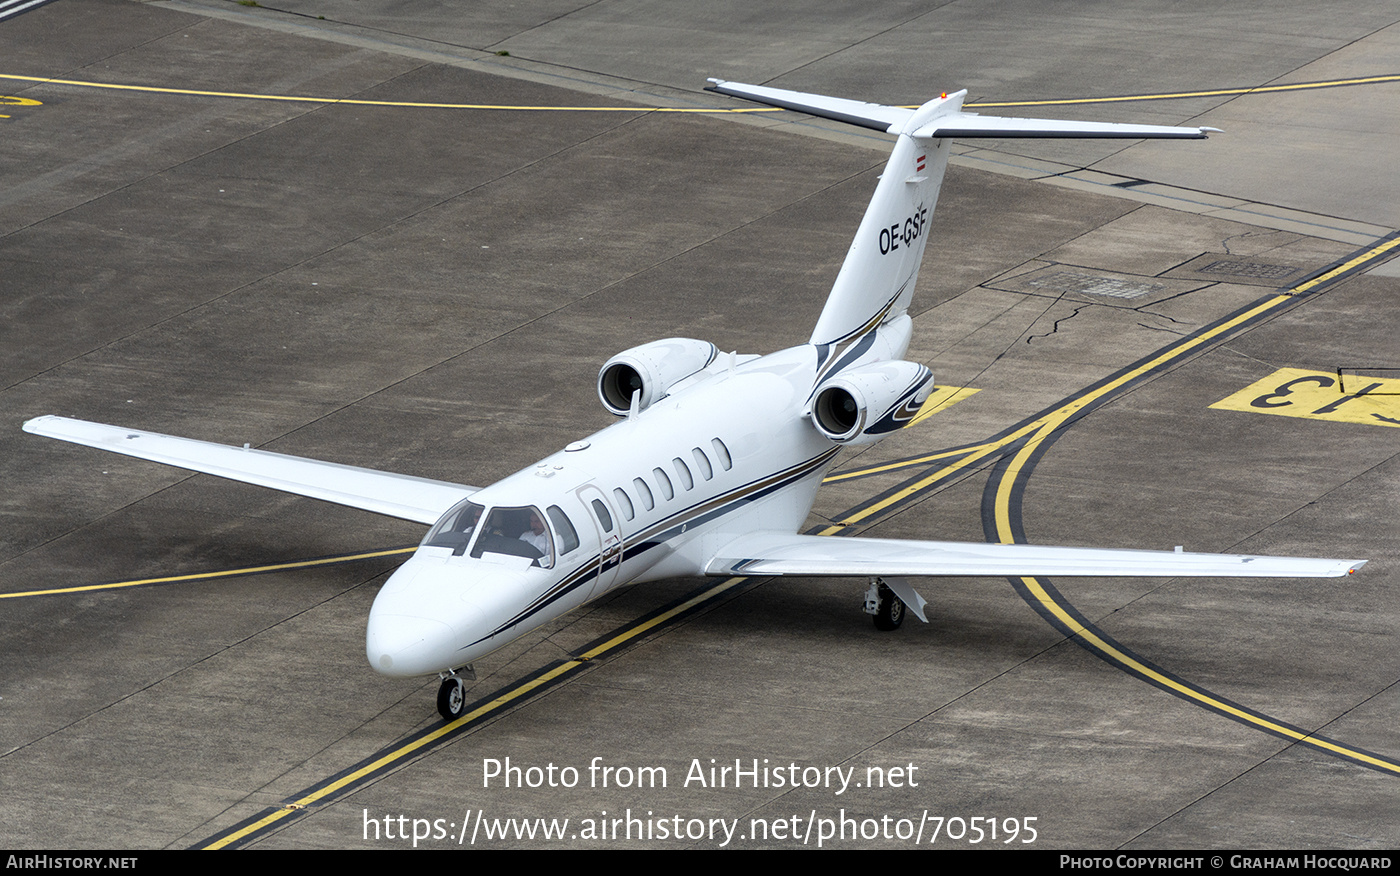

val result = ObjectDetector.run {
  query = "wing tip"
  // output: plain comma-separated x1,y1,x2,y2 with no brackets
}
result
22,414,62,435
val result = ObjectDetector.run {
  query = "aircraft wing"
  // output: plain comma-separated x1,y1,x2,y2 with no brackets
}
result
23,415,478,525
706,532,1365,579
706,79,1217,139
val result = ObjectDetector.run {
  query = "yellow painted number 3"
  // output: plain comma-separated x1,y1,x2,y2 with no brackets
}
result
1211,367,1400,428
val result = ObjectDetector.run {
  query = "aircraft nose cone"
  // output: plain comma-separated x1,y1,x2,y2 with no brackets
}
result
366,611,457,677
366,557,519,677
367,559,482,677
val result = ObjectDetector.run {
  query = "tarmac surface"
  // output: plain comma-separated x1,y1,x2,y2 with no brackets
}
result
2,0,1398,850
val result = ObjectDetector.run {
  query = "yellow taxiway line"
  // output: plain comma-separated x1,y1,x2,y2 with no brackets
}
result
199,575,748,849
0,547,414,600
978,238,1400,776
5,72,1398,114
972,74,1400,107
0,73,776,113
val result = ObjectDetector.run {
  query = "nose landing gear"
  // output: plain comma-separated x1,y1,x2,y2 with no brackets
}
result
437,666,476,721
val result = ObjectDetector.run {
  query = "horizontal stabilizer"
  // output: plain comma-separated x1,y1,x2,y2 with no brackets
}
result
707,79,1218,140
23,415,477,525
708,532,1364,579
710,77,1217,350
706,79,912,132
913,114,1215,139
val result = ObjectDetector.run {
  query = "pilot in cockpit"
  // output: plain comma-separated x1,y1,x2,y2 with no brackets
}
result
519,510,552,564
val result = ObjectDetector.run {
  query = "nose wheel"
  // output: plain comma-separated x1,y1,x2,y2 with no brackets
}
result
437,669,474,721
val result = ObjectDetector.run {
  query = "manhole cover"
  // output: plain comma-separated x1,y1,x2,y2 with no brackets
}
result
1026,271,1163,299
1196,260,1300,280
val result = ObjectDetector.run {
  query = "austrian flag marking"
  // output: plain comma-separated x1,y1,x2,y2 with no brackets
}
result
916,154,926,172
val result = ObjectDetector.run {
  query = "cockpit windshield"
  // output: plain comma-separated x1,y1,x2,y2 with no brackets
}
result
421,499,556,567
421,500,485,554
470,506,553,566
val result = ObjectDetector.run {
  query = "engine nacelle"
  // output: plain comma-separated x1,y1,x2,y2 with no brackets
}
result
811,360,934,445
597,338,718,416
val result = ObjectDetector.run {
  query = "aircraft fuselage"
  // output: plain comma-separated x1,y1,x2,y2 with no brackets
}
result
364,343,837,677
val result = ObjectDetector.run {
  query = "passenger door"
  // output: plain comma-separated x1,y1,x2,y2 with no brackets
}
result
575,484,623,598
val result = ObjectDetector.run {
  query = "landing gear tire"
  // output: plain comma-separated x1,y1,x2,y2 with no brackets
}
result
438,675,467,721
873,582,905,631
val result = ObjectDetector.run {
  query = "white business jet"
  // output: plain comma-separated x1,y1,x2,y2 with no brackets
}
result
25,81,1364,721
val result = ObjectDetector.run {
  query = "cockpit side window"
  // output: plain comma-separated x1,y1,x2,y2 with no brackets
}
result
422,500,486,556
547,505,580,554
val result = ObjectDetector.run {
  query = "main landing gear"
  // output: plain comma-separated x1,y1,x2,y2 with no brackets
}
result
863,577,905,631
437,666,476,721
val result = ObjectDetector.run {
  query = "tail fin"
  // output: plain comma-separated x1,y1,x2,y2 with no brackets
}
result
812,101,957,347
706,80,1217,349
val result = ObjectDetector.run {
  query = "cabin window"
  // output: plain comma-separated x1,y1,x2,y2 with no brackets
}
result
633,477,654,511
672,457,693,491
691,447,713,480
711,437,732,470
653,467,674,500
547,505,579,554
613,487,635,521
591,498,614,532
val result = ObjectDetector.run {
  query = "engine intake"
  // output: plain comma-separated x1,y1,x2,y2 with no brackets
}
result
811,360,934,445
597,338,718,416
